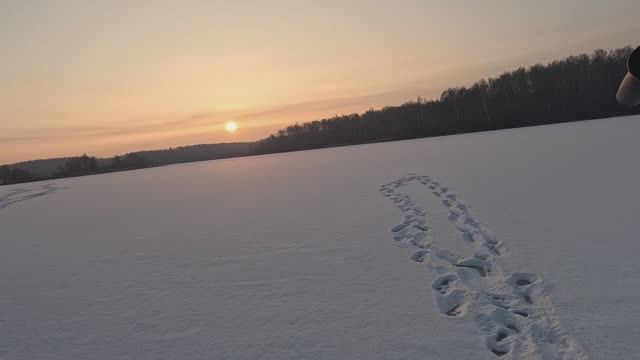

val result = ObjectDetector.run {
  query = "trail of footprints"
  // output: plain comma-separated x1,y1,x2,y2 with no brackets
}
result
379,175,586,359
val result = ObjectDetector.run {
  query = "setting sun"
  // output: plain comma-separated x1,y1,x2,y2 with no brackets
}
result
225,121,238,133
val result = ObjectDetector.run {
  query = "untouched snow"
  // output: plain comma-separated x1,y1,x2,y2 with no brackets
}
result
2,116,640,359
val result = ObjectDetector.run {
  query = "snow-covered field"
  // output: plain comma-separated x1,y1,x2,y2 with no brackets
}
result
2,116,640,359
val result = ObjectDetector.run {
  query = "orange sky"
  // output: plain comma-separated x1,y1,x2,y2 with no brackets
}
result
2,1,639,164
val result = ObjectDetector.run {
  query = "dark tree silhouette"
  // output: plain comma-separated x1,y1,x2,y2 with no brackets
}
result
0,165,40,185
0,166,8,184
111,153,149,170
256,46,640,154
51,153,150,179
53,154,100,178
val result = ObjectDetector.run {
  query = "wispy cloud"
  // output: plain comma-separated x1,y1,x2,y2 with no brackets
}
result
0,111,233,142
1,89,416,144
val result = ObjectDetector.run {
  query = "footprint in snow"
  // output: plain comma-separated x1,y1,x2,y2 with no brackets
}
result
380,175,586,360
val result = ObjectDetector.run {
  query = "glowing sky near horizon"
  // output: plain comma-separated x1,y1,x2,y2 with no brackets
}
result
1,0,639,163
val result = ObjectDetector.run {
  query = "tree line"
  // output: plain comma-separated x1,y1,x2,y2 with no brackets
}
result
1,153,149,185
255,46,640,153
0,165,41,185
0,143,253,185
51,153,150,179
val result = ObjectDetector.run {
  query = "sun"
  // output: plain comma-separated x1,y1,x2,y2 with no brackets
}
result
225,121,238,133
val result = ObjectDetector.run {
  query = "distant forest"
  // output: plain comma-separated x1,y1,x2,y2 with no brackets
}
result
2,46,639,185
255,46,640,153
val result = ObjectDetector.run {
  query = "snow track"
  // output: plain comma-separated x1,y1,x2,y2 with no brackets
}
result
0,184,65,209
380,175,587,360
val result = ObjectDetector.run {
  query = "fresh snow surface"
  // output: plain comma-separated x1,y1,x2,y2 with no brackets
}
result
2,115,640,359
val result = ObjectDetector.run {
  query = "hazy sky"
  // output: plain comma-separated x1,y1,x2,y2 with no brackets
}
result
1,0,639,163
